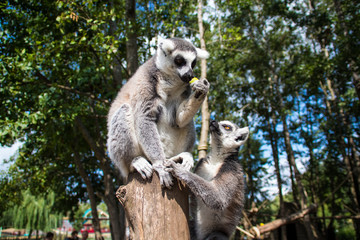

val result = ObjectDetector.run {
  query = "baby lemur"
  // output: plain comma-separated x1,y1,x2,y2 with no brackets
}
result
166,120,249,240
107,38,209,188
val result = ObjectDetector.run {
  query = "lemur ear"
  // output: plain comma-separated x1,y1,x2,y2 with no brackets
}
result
196,48,210,59
158,38,175,56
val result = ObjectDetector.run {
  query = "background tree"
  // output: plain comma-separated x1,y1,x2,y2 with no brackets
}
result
1,0,359,239
197,0,210,160
2,190,62,239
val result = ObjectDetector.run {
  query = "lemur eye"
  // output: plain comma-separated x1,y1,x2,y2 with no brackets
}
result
191,59,196,69
174,56,186,67
223,125,232,131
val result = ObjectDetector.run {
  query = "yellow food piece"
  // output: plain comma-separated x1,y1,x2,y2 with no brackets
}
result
189,77,199,84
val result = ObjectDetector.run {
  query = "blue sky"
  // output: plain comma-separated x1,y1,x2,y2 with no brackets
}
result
0,141,21,171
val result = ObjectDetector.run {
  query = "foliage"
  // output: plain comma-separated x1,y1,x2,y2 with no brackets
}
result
0,0,359,238
2,190,62,232
69,202,110,231
336,222,356,240
240,134,269,206
71,202,90,231
0,170,22,216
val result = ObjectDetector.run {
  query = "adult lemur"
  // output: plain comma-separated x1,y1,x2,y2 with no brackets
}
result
107,38,210,188
166,120,249,240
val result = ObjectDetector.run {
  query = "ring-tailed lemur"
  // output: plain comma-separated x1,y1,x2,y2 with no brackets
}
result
107,38,210,188
166,120,249,240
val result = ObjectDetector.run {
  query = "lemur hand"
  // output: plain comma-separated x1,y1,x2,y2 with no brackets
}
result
165,157,188,181
166,152,194,171
131,157,153,180
191,78,209,99
153,162,173,189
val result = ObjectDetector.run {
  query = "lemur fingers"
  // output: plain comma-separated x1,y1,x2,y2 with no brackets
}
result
191,78,210,99
164,159,187,181
166,152,194,171
164,159,177,170
160,171,173,189
131,157,153,180
153,162,174,189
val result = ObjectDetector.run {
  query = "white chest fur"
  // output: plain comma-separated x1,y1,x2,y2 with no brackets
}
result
157,119,191,158
197,158,222,181
156,84,192,158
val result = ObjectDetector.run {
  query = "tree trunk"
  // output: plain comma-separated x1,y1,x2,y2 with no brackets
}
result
170,1,183,38
281,99,318,240
316,21,360,236
267,113,287,240
109,0,123,89
75,117,125,240
116,172,190,240
333,0,360,101
197,0,210,160
301,106,325,236
27,229,32,240
104,193,125,240
73,151,103,240
264,66,287,240
125,0,138,77
268,54,318,238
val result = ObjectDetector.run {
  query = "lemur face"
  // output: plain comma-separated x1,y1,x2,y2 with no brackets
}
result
156,38,209,83
210,120,249,150
172,50,197,83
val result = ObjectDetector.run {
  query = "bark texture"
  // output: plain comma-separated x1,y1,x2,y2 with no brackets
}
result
125,0,138,77
116,172,190,240
197,0,210,160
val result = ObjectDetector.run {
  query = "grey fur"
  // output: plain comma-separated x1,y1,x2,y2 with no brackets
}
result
166,120,249,240
107,38,209,188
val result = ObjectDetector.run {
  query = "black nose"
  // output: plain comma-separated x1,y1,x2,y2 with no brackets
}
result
209,120,219,133
181,70,194,83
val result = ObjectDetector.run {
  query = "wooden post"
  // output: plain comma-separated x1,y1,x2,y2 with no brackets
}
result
116,172,190,240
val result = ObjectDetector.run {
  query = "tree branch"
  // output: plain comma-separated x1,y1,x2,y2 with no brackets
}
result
253,204,317,236
74,117,107,163
35,71,110,105
75,116,115,198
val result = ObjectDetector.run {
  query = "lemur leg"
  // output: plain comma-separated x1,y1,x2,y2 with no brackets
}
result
165,160,230,210
108,104,152,179
176,79,209,128
135,102,173,188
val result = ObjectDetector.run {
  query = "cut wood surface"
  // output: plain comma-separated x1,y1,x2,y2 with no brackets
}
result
116,172,190,240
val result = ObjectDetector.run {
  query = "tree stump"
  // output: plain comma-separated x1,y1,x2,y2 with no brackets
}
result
116,172,190,240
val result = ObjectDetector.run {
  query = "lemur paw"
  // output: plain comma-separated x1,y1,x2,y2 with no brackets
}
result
165,158,187,180
166,152,194,171
191,78,210,99
131,157,153,180
153,163,173,189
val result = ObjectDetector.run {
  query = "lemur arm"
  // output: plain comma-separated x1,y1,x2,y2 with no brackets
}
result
166,160,238,210
176,79,209,128
135,99,173,187
135,100,165,161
